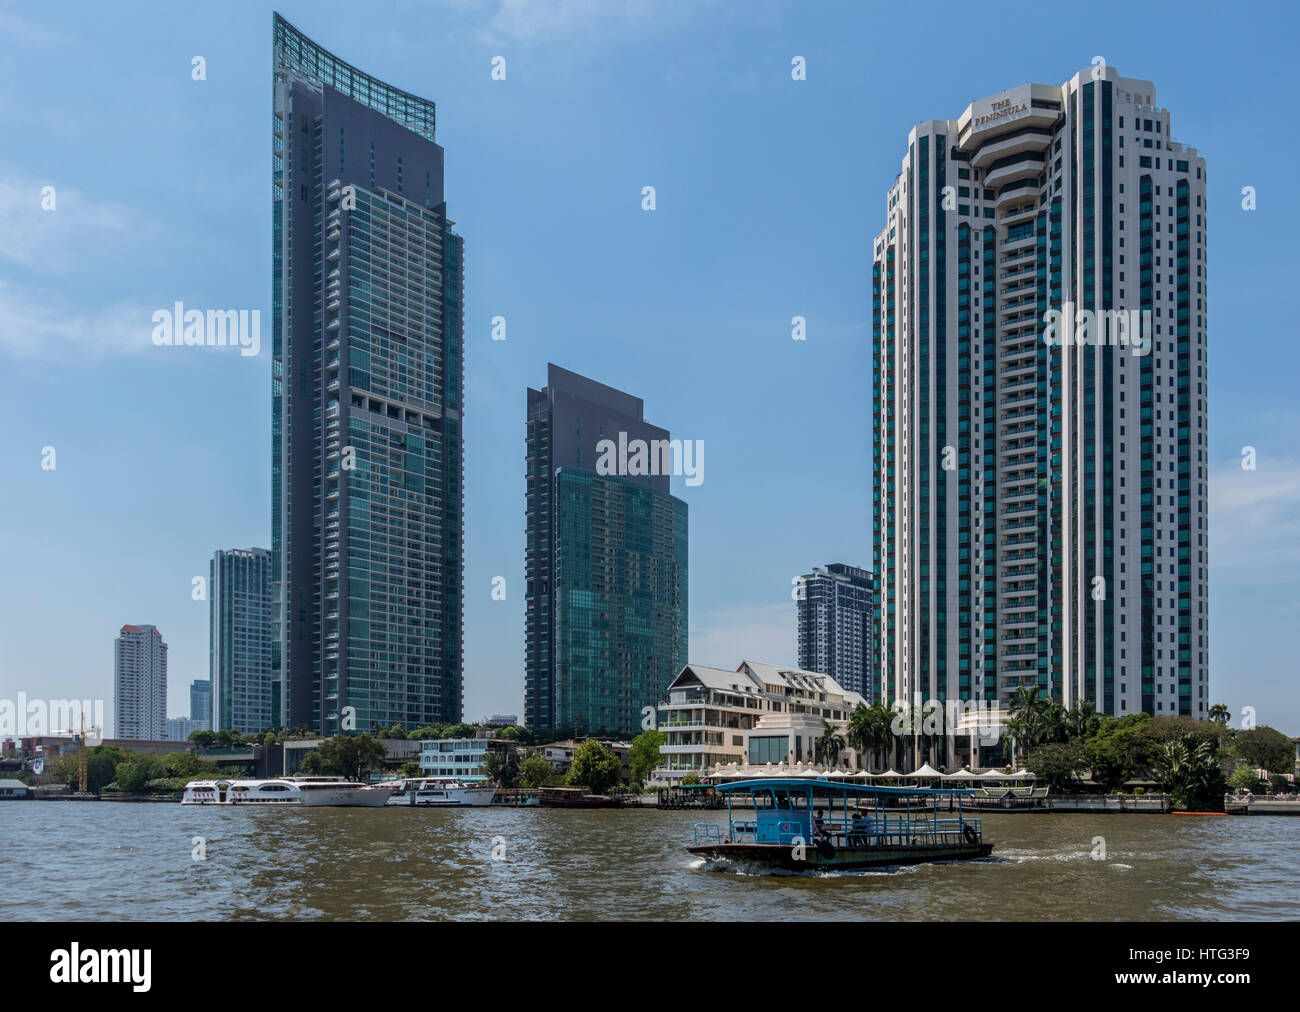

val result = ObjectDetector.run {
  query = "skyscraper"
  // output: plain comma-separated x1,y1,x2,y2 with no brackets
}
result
210,548,272,734
872,66,1208,750
114,624,167,740
189,679,211,723
796,564,876,700
525,365,689,736
272,15,465,735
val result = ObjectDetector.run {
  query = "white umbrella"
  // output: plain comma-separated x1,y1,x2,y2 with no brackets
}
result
906,763,943,778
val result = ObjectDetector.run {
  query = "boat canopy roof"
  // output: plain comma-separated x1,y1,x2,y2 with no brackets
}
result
715,778,976,797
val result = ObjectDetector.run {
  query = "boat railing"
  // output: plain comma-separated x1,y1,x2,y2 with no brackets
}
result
693,823,723,845
723,813,982,848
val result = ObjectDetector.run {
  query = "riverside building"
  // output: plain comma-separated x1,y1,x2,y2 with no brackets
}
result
655,661,864,781
871,65,1208,764
272,15,466,734
524,365,688,737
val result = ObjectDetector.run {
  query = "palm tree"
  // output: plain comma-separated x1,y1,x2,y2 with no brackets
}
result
847,702,894,772
1151,734,1222,810
1065,700,1101,740
814,720,846,767
1208,703,1231,727
1007,685,1047,765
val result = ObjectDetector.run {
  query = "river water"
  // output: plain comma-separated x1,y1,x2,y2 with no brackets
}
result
3,803,1296,920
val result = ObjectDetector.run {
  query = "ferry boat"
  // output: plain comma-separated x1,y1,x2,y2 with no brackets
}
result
181,776,390,807
687,778,993,872
384,777,497,807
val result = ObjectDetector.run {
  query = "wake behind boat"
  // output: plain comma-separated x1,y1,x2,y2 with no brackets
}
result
181,776,389,807
384,776,497,807
688,778,993,872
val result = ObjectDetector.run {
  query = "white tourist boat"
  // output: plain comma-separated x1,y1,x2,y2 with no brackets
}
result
181,776,390,807
384,776,497,807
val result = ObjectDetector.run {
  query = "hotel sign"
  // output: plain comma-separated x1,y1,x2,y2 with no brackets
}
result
968,85,1033,135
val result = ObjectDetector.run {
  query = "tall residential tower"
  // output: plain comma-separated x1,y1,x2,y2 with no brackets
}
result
273,15,465,735
796,563,876,699
872,66,1208,757
210,548,272,733
525,365,689,737
114,624,167,740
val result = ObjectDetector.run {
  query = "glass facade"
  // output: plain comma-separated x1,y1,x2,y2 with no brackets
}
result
273,15,464,735
210,549,272,734
525,366,688,737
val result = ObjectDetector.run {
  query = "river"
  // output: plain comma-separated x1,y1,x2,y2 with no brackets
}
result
2,803,1296,920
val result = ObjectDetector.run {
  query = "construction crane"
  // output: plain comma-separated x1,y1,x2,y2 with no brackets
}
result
48,710,100,793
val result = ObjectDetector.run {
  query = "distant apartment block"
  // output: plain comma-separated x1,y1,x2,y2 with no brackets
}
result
114,624,167,740
164,717,209,743
211,548,272,734
796,563,876,699
190,679,211,722
525,364,688,737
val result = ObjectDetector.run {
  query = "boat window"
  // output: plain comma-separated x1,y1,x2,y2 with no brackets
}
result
753,789,774,810
773,790,791,809
261,784,291,791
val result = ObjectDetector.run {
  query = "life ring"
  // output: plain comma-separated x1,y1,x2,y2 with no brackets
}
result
963,824,978,845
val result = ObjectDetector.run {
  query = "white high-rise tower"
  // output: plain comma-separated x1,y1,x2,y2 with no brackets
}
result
871,66,1208,764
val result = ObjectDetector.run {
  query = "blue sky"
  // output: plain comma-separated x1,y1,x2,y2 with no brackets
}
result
1,0,1296,735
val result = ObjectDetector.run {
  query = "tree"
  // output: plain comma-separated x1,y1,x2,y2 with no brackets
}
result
1025,742,1090,791
1151,734,1226,811
1233,726,1294,774
1207,703,1231,727
814,720,845,767
1227,766,1261,792
482,750,518,788
1065,701,1101,740
400,761,421,778
113,755,164,793
567,740,620,795
190,730,217,749
311,734,387,782
628,729,665,784
1087,720,1149,790
517,755,553,788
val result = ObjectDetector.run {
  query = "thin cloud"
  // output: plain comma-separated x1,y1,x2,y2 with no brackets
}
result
690,601,797,672
0,175,135,274
0,281,154,358
1210,460,1300,581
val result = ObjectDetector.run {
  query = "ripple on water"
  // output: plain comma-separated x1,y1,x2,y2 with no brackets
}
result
2,805,1296,921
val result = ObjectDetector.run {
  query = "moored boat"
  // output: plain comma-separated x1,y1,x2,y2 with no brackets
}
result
687,778,993,872
181,776,389,807
384,776,497,807
537,786,624,808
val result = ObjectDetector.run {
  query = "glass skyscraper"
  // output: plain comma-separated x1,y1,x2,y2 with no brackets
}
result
525,365,688,737
210,548,272,734
272,15,465,735
872,66,1208,760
